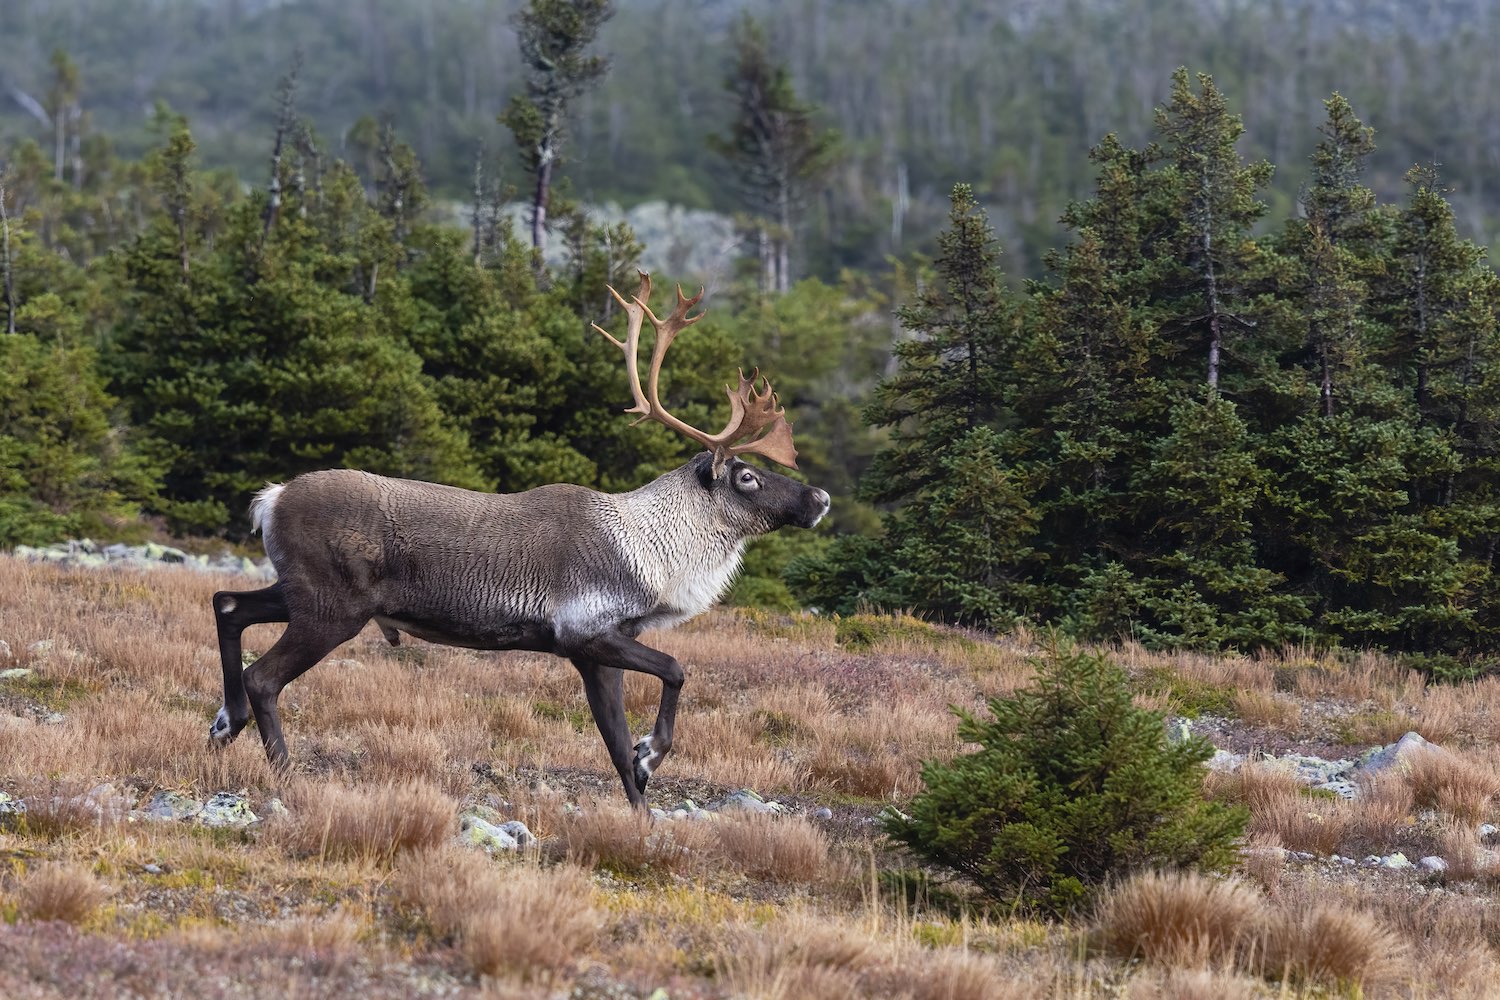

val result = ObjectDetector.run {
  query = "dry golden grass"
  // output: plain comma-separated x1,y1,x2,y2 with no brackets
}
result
1095,871,1264,969
6,556,1500,999
1230,689,1303,734
1403,745,1500,823
272,778,455,863
1122,968,1267,1000
553,799,716,874
12,862,107,924
1263,901,1404,992
713,811,831,882
392,846,597,983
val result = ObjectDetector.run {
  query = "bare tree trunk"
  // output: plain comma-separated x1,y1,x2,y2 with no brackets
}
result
53,113,65,182
531,154,553,254
471,144,485,265
1,180,15,335
1200,169,1223,390
69,105,83,189
757,224,772,296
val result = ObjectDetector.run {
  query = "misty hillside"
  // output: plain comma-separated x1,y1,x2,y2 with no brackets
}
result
6,0,1500,275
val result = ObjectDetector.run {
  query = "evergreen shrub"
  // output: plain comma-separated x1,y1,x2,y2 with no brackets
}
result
885,642,1246,916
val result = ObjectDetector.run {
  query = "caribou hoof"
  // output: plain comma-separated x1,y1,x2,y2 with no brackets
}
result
208,706,245,747
633,737,662,793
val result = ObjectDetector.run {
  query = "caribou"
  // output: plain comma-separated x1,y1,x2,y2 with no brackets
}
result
207,273,829,806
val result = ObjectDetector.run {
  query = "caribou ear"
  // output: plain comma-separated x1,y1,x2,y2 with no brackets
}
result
693,451,716,489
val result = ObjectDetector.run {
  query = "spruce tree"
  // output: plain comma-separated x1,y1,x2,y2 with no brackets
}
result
862,183,1016,506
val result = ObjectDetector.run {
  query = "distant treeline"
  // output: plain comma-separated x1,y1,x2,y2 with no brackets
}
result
5,0,1500,278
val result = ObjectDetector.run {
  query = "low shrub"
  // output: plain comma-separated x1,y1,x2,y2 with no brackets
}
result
885,643,1246,915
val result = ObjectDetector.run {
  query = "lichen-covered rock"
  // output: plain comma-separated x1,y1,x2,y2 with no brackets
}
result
199,792,258,828
0,667,33,681
0,790,26,822
712,788,788,815
1381,852,1413,870
458,812,520,852
141,791,204,822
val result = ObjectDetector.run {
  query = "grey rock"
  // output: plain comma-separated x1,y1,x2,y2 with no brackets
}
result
1315,779,1358,799
73,782,131,819
1419,855,1449,872
1479,823,1498,844
1362,855,1383,867
1357,732,1437,777
1208,749,1245,772
142,791,204,822
714,788,780,814
650,807,668,822
27,639,54,657
265,797,289,818
0,667,33,681
40,711,64,725
499,820,535,847
0,639,11,660
143,863,164,875
812,807,834,821
199,791,258,828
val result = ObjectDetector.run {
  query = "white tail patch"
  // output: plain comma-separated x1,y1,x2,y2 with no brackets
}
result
249,482,285,544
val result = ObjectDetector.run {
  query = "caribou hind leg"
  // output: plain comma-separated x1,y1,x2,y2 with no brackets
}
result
243,616,365,769
572,660,646,807
210,583,290,746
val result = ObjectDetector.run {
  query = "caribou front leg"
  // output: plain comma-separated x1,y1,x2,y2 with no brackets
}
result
575,630,684,800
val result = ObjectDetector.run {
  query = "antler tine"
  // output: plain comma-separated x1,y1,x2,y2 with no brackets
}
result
597,276,800,471
590,270,652,419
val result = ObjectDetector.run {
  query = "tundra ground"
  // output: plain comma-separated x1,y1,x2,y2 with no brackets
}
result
1,556,1498,999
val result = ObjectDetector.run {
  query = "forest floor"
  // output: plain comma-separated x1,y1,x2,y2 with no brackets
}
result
1,555,1498,999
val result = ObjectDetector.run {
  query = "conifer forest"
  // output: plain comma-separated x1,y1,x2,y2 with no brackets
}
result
7,0,1500,670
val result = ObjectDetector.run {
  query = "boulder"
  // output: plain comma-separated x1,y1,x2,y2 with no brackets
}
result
141,791,204,822
458,812,520,853
199,791,259,828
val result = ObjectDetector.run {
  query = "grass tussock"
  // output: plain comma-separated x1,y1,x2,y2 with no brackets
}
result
713,812,831,882
273,778,455,863
1403,745,1500,823
393,847,597,983
14,863,107,924
1095,871,1264,968
554,800,716,875
1263,901,1404,992
1097,872,1405,994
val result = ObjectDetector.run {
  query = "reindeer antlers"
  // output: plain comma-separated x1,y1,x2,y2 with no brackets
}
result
592,271,799,473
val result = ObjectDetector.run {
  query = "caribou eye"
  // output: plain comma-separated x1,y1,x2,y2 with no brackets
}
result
737,469,761,490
